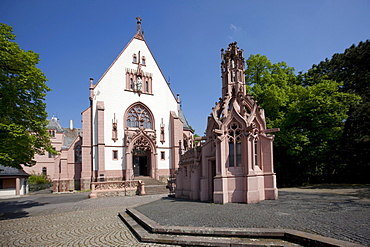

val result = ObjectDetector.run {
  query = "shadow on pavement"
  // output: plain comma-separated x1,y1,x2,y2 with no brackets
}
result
0,200,47,220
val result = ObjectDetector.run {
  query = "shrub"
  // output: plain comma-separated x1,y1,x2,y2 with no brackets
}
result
28,173,51,185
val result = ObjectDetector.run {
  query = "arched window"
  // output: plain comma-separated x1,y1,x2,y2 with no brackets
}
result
126,104,153,129
227,122,242,167
75,145,82,163
133,54,137,63
42,167,47,176
141,57,146,65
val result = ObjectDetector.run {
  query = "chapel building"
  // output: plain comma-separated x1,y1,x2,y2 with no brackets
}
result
175,42,279,204
24,18,193,192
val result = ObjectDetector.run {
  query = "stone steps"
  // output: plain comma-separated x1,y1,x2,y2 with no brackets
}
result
119,208,360,247
134,176,169,195
119,208,300,246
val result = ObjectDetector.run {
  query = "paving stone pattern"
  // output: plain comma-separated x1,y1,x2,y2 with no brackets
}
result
135,190,370,246
1,188,369,246
0,193,178,246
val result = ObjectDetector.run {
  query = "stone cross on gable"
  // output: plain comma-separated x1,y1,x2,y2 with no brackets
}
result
136,16,142,32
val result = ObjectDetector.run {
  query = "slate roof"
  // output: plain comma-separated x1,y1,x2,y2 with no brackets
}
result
62,128,81,150
178,109,192,131
0,165,30,177
47,117,64,133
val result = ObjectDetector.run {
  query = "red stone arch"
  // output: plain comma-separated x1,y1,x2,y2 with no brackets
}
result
125,132,158,179
124,103,157,180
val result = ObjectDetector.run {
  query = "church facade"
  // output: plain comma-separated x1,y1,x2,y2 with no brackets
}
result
25,18,193,192
79,17,193,191
175,42,279,204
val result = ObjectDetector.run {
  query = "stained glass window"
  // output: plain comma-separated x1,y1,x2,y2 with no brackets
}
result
126,105,152,129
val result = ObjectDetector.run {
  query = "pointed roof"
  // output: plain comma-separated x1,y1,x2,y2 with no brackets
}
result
47,117,64,133
178,109,191,131
62,128,81,150
93,17,178,101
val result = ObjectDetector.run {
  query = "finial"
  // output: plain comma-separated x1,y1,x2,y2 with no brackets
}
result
136,16,142,32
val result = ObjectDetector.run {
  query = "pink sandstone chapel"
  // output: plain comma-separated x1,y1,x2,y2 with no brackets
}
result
175,42,279,204
23,18,278,204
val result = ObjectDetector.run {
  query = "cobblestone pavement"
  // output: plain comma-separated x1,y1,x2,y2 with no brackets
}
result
0,193,178,246
136,188,370,246
1,187,369,246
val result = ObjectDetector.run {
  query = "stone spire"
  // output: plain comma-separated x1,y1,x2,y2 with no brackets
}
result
134,16,145,40
220,42,245,98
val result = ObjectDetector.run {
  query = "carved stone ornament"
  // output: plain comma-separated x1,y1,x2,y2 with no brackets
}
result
132,136,152,152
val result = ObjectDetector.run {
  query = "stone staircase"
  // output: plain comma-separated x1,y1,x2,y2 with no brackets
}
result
134,176,169,195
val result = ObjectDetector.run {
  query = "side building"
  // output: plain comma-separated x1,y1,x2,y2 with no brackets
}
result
23,117,82,192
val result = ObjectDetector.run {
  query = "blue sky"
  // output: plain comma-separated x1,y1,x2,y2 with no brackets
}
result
1,0,370,135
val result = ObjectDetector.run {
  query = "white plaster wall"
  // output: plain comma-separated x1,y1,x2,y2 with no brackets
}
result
0,189,16,196
157,148,171,169
20,178,27,195
91,37,178,172
104,147,125,170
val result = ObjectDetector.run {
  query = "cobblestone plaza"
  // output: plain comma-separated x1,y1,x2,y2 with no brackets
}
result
1,186,369,246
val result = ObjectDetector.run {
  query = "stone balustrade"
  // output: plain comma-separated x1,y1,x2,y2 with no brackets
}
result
89,180,145,198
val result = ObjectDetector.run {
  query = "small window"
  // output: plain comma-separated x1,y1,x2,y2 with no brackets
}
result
145,81,149,92
130,78,134,89
133,54,137,63
141,57,146,65
42,167,47,176
49,130,55,137
161,151,165,160
112,150,118,160
48,148,56,158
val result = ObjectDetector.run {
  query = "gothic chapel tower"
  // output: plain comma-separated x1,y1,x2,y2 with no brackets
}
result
80,18,192,190
176,42,278,204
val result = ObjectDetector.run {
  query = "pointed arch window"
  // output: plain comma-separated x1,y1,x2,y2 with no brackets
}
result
254,138,259,166
227,122,242,167
75,145,82,163
126,104,153,129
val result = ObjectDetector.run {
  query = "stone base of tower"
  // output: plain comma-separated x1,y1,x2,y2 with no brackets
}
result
53,179,76,192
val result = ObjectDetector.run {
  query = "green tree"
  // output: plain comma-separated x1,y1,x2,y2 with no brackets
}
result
307,40,370,182
245,54,296,128
245,54,360,185
0,23,55,169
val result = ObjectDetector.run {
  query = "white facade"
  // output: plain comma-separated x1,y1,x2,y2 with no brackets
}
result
79,18,192,190
91,38,179,170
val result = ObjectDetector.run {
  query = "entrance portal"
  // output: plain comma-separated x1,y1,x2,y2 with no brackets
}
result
133,155,149,176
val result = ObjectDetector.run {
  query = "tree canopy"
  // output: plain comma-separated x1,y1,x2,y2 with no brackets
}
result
307,40,370,182
0,23,54,169
245,54,360,185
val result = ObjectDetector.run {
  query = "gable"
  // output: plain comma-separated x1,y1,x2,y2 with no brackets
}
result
92,37,177,103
